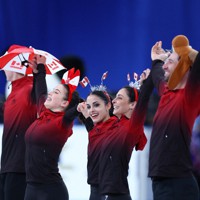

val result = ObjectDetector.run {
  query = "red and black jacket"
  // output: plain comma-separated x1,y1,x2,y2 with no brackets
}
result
98,74,154,194
25,65,73,183
149,53,200,178
0,76,37,173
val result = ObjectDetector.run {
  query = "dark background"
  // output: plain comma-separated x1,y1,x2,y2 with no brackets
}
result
1,0,200,99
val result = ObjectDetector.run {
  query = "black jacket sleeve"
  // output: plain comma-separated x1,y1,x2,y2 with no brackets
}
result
63,105,94,131
130,71,154,127
185,52,200,106
129,71,154,150
151,59,165,96
33,64,47,105
80,116,94,132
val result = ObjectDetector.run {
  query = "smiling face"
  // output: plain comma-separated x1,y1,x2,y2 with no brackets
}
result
162,52,179,81
112,88,136,118
86,94,111,124
44,84,69,112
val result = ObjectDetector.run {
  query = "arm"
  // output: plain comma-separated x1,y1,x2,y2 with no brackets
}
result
33,64,47,105
63,101,94,131
0,99,4,117
129,71,154,150
169,35,200,108
30,78,36,104
185,52,200,106
77,102,94,131
81,117,94,132
151,41,168,96
29,55,47,111
151,60,165,96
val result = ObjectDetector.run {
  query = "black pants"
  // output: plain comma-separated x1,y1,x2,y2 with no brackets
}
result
101,193,132,200
0,172,26,200
24,181,69,200
89,185,101,200
152,176,200,200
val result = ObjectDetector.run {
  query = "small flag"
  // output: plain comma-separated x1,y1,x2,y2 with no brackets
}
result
127,73,130,82
101,71,108,81
133,72,138,81
80,76,90,87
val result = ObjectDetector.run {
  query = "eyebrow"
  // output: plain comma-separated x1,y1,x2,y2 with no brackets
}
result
165,58,177,63
86,101,99,106
54,88,61,93
116,94,124,98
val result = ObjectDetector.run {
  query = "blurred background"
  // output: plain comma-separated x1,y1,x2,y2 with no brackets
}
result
1,0,200,199
1,0,200,99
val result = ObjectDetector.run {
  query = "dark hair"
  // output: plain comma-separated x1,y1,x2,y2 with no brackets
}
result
88,90,114,116
121,86,139,102
62,84,70,100
61,84,81,110
67,91,81,110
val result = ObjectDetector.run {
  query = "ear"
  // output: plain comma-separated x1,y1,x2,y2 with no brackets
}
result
61,100,69,109
130,101,137,110
106,101,112,111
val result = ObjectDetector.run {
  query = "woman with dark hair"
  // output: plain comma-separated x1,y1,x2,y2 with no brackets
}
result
77,89,117,200
24,55,81,200
112,85,139,119
77,68,153,200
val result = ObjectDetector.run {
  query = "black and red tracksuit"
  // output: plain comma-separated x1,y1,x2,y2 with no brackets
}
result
0,76,37,173
149,53,200,178
87,116,118,186
25,64,73,184
87,74,154,195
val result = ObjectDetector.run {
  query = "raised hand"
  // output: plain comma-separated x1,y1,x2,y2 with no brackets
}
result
77,102,89,118
28,56,38,73
36,54,46,65
151,41,170,61
29,55,46,73
138,68,150,87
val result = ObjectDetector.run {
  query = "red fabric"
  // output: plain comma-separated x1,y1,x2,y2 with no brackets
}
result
25,104,73,183
149,53,200,178
1,76,37,173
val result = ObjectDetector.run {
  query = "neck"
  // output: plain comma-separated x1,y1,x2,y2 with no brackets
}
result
125,111,132,119
116,110,132,119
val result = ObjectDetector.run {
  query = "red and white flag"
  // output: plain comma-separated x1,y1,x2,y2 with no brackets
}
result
80,76,90,88
101,71,108,81
133,72,138,81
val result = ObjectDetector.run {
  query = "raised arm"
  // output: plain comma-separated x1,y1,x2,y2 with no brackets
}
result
185,51,200,107
151,41,169,96
62,100,94,131
29,55,47,111
169,35,200,107
128,69,154,150
77,102,94,132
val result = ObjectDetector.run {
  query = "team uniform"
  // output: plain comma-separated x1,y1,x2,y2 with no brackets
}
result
24,65,73,200
149,54,200,200
86,75,154,200
0,76,37,200
88,116,117,200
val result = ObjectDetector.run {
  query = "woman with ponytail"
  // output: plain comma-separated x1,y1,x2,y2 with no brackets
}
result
24,55,81,200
